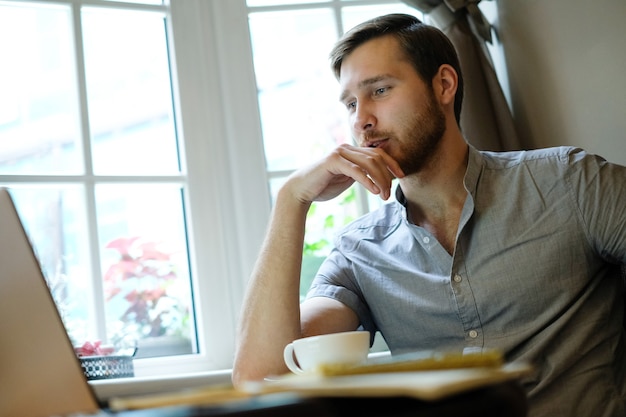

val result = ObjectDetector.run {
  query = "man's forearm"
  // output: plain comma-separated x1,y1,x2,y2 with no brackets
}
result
232,186,311,386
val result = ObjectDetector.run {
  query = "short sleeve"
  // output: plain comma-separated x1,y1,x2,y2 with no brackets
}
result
565,148,626,264
305,247,377,333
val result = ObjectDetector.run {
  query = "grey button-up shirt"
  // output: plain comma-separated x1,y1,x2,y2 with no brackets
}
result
307,145,626,417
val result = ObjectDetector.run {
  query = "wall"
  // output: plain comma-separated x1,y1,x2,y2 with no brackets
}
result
489,0,626,165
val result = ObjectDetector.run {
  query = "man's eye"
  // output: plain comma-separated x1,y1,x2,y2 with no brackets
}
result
374,87,388,96
346,101,356,110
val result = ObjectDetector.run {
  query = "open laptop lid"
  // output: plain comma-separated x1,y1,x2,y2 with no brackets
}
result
0,188,100,417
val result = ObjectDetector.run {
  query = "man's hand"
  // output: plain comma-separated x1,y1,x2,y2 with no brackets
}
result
286,144,405,204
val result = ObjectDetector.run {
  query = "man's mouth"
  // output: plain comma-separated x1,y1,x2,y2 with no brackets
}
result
365,138,388,148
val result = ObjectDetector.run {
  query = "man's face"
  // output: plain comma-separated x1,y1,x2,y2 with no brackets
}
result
338,35,446,176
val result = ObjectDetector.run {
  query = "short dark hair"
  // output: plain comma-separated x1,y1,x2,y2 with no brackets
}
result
330,14,464,124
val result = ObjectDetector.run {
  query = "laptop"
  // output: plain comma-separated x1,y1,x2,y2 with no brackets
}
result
0,187,101,417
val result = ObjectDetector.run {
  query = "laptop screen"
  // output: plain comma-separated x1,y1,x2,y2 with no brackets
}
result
0,188,100,417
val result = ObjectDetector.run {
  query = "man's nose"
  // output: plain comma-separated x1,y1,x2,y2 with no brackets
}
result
353,102,376,135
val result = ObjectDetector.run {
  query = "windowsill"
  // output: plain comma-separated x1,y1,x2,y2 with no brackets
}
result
90,369,233,403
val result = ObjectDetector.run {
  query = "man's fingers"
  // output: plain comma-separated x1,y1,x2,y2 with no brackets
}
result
288,144,403,204
334,145,402,200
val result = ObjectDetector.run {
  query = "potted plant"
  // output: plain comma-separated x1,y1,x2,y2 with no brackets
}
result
103,236,192,357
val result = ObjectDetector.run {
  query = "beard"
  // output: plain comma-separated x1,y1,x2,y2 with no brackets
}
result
398,94,447,175
365,90,447,176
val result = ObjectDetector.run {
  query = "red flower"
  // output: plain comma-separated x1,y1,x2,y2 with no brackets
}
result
74,340,115,357
106,237,141,254
137,241,171,261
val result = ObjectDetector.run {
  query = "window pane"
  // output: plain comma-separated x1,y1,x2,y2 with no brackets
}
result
96,184,195,358
0,3,83,175
254,3,423,302
249,9,349,172
82,8,179,175
7,186,93,345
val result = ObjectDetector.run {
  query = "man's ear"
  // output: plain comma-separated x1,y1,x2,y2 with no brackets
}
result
432,64,458,106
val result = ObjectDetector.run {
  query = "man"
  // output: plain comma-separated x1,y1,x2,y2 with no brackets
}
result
232,13,626,417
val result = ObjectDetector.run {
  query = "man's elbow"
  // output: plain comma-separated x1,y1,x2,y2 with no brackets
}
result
231,359,267,389
231,365,250,389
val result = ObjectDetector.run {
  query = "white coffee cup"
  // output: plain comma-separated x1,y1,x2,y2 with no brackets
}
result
283,330,370,374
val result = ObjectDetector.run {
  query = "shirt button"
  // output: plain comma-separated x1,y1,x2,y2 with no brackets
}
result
422,236,430,244
453,274,462,283
469,330,478,338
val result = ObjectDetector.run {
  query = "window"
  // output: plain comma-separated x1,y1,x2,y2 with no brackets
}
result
246,0,423,298
0,0,201,372
0,0,247,377
0,0,420,380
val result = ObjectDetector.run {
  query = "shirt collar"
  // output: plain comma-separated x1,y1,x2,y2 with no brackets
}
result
463,144,483,197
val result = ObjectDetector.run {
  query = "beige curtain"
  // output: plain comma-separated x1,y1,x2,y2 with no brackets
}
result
402,0,520,151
